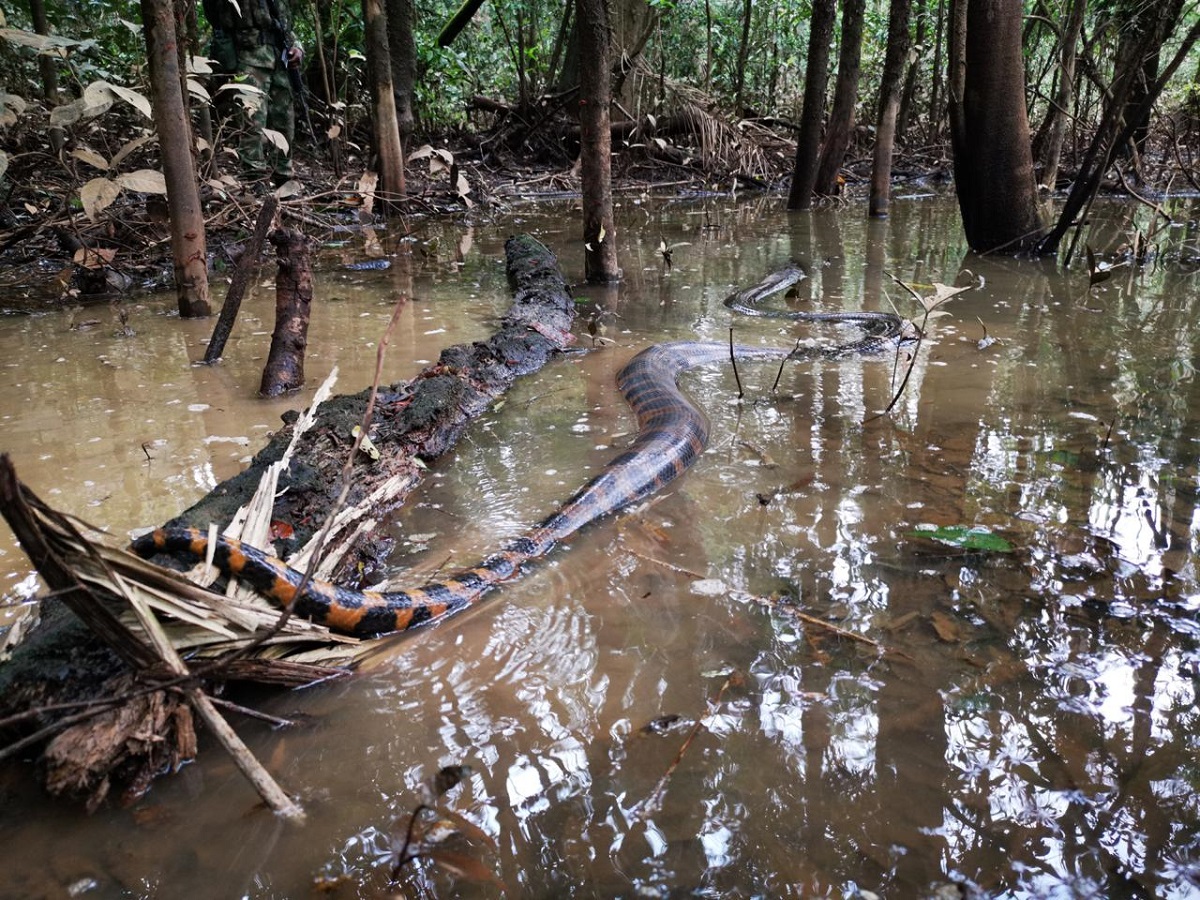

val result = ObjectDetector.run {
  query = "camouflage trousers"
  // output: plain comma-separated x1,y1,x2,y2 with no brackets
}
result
231,42,295,180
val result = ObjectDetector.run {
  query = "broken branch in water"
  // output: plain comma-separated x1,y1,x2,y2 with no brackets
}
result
635,670,740,819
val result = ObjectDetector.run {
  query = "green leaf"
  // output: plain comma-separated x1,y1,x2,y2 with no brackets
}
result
906,525,1014,553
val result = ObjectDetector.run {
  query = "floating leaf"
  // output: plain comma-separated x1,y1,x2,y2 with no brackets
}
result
1046,448,1081,467
906,525,1013,553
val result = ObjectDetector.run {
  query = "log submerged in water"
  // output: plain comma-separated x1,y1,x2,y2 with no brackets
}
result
0,233,576,808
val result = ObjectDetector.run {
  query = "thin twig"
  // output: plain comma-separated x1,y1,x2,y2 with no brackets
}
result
728,326,743,398
624,547,707,579
635,672,738,819
755,595,883,649
771,338,803,393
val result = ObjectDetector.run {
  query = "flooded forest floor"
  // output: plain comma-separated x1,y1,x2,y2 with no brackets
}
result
1,182,1199,896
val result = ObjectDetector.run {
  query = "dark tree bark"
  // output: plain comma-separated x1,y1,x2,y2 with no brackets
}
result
386,0,417,140
577,0,619,282
363,0,406,203
947,0,1043,252
259,228,314,397
140,0,211,317
868,0,913,218
814,0,867,196
787,0,836,210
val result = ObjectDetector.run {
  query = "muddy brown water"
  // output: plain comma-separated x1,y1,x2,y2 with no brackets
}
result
1,195,1199,898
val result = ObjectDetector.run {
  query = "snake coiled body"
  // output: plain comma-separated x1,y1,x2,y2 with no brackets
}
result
134,279,907,637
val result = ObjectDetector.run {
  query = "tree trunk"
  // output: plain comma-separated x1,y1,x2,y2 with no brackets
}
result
386,0,417,139
577,0,619,282
868,0,913,218
180,0,213,152
29,0,58,105
928,0,945,142
259,228,315,397
946,0,1043,252
732,0,753,112
1037,16,1200,257
1037,0,1086,190
140,0,211,317
363,0,406,204
1120,0,1184,166
895,0,926,143
787,0,836,210
814,0,867,197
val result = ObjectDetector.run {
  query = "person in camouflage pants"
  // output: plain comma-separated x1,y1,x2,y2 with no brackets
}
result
204,0,302,185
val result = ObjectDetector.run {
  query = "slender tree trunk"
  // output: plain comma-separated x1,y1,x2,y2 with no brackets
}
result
928,0,945,142
140,0,210,317
814,0,867,196
869,0,913,218
788,0,836,210
703,0,713,93
179,0,213,152
948,0,1042,252
1038,0,1086,190
363,0,406,204
29,0,58,105
577,0,619,282
732,0,753,112
1120,0,1184,166
259,229,314,397
385,0,417,140
896,0,926,143
1038,16,1200,257
30,0,64,152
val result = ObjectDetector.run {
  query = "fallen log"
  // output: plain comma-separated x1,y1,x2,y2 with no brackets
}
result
0,233,576,809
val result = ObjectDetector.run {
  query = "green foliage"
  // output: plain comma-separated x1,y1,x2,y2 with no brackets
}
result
906,525,1015,554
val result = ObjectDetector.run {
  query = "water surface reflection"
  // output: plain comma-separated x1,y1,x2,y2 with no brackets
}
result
1,196,1198,897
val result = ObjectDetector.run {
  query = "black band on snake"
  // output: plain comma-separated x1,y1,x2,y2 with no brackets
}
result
132,267,909,637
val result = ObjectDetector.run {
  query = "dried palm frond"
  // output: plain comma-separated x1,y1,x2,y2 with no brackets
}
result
623,57,778,178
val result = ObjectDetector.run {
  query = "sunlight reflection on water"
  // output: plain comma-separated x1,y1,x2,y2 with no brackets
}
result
2,196,1200,897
